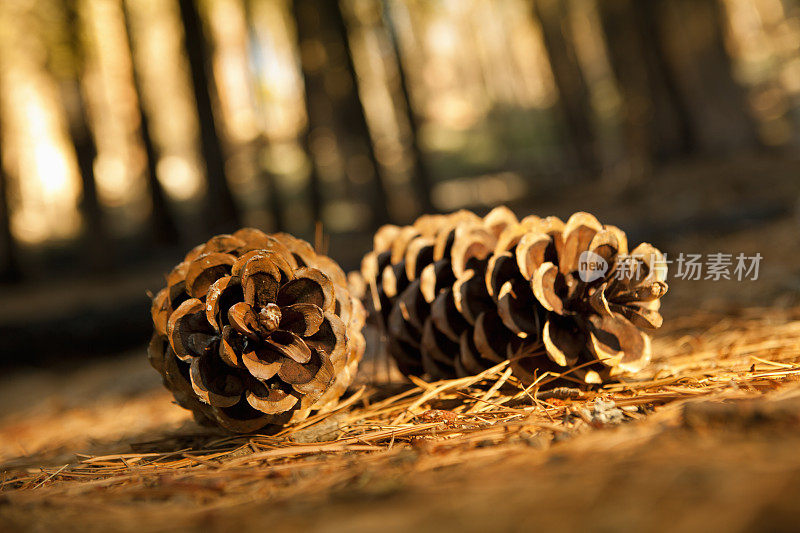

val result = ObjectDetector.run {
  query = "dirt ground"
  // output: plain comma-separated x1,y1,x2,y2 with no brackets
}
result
1,156,799,532
2,314,800,533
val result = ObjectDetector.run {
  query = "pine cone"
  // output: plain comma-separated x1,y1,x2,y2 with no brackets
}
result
148,228,365,433
360,207,667,385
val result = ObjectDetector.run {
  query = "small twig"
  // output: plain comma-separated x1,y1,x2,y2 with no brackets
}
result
31,464,69,490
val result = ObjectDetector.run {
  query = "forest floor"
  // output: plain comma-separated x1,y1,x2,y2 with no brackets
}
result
2,303,800,532
1,155,800,532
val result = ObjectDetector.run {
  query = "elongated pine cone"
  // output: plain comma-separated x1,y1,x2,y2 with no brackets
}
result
361,207,667,386
148,229,365,433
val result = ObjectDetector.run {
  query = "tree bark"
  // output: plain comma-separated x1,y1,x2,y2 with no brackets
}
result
178,0,240,234
533,0,600,179
122,0,180,246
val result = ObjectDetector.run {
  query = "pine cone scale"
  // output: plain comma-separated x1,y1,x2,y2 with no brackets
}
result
280,303,325,336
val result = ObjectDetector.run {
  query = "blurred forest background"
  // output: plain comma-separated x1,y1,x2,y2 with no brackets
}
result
0,0,799,365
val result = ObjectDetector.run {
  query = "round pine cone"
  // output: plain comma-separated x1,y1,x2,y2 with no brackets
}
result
360,207,667,386
149,229,365,433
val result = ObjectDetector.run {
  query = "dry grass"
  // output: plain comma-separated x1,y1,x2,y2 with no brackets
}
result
1,303,800,531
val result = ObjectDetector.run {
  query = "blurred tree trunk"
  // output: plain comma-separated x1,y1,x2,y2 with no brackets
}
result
253,136,285,232
290,0,322,227
178,0,240,234
533,0,600,179
598,0,692,172
59,0,112,272
242,0,285,232
655,0,757,152
293,0,390,229
122,0,179,246
599,0,756,173
0,124,20,283
381,0,434,214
